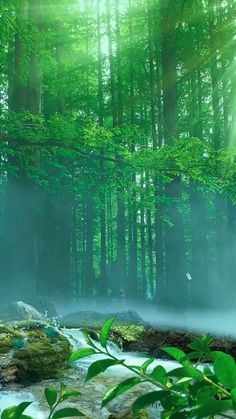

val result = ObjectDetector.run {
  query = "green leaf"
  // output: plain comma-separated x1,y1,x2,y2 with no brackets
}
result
187,351,201,360
140,358,155,373
60,390,81,401
81,329,94,346
1,407,17,419
132,391,165,414
150,365,168,386
187,336,212,354
1,403,33,419
100,317,115,348
44,387,58,408
15,403,32,418
197,386,217,403
85,358,120,382
101,377,141,408
211,350,228,361
132,391,187,414
60,382,66,395
52,407,85,418
69,348,97,363
231,387,236,410
169,366,203,380
213,353,236,389
161,347,188,365
193,399,232,418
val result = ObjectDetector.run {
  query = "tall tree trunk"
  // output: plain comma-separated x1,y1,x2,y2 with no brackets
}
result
159,0,187,310
127,0,138,298
97,0,107,295
2,0,42,301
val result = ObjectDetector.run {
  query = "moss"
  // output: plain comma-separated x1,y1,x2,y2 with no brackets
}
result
12,320,46,330
0,326,23,353
0,325,22,337
0,337,13,353
15,334,71,382
109,325,145,350
135,409,150,418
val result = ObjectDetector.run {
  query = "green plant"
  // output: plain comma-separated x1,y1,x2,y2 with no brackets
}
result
69,318,236,418
0,383,84,419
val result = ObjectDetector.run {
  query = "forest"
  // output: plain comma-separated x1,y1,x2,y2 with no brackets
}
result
0,0,236,312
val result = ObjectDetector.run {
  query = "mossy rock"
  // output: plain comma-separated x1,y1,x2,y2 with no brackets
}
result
0,324,71,384
61,310,147,329
15,334,71,382
109,325,146,350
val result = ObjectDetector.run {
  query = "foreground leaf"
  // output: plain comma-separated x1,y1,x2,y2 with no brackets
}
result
140,358,155,373
132,391,165,414
1,402,32,419
213,353,236,389
161,347,188,365
231,387,236,409
60,390,81,401
169,366,203,380
193,399,232,418
52,407,85,418
150,365,168,386
85,358,120,382
44,387,57,408
100,317,115,348
101,377,141,408
69,348,97,363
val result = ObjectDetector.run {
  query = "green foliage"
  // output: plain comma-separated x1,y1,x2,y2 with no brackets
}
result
45,388,58,408
68,318,236,419
1,402,32,419
99,317,116,348
1,384,83,419
85,358,121,382
69,347,97,363
4,318,236,418
101,377,142,408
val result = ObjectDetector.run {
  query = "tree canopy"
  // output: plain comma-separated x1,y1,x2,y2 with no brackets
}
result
0,0,236,309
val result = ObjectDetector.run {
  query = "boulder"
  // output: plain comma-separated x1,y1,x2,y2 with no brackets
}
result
61,309,147,329
25,297,58,318
132,327,236,359
0,323,71,384
1,301,45,322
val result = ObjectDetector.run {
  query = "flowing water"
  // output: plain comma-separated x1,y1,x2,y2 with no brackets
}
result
0,391,44,418
0,328,179,418
64,328,179,373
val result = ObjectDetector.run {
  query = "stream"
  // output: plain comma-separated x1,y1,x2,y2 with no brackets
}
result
0,328,179,418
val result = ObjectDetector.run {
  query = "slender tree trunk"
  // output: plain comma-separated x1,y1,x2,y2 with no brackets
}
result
97,0,107,295
2,0,42,300
159,0,187,310
127,0,138,298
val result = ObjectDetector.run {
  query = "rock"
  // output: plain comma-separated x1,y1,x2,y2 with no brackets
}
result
0,323,71,384
136,327,236,359
25,297,58,318
109,325,146,351
61,309,147,329
1,301,45,322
